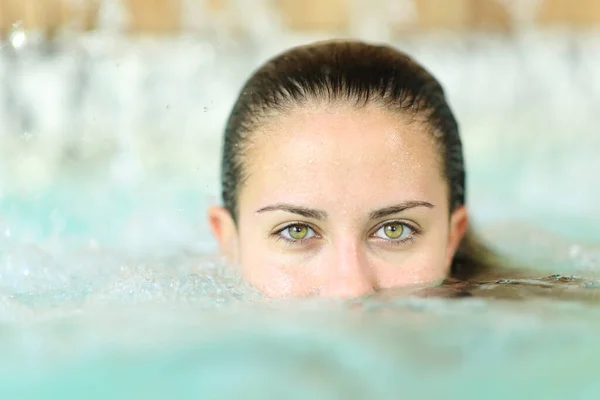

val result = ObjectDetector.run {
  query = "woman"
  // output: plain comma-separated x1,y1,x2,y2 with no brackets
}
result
208,40,501,298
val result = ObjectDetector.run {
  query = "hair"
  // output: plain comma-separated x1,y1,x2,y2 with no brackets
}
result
220,40,501,280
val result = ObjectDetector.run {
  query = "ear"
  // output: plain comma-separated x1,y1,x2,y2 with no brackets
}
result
445,205,468,269
207,206,239,262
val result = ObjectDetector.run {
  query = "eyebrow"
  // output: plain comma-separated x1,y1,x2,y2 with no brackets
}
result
368,201,434,220
255,204,328,220
255,201,434,221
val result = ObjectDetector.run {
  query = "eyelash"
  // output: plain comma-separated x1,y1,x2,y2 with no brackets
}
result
271,221,422,246
271,222,319,246
276,236,307,246
371,220,422,246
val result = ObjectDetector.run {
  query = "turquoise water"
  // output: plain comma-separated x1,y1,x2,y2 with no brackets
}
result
2,178,600,400
2,34,600,399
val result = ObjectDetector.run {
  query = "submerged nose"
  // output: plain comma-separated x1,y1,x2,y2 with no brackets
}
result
322,241,375,298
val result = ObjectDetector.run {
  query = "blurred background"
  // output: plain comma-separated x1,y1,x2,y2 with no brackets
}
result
1,0,600,265
2,3,600,397
3,0,600,35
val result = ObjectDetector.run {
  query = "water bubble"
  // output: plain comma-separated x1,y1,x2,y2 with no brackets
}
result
9,30,26,49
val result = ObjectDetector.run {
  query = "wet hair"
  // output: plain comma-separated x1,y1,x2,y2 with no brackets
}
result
220,40,498,280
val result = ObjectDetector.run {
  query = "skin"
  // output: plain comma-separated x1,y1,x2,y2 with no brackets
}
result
209,103,468,298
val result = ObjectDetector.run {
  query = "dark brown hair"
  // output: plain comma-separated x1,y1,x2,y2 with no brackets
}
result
220,40,497,280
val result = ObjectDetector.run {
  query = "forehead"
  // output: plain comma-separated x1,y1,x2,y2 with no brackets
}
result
241,105,447,211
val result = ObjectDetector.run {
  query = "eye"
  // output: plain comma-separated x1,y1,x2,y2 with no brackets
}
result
372,222,417,242
278,224,317,241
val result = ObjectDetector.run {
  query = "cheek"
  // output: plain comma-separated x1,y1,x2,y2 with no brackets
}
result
373,228,450,288
374,252,448,289
236,226,320,297
239,256,321,298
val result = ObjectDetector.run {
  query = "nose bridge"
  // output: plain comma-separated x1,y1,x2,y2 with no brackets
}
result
325,236,375,298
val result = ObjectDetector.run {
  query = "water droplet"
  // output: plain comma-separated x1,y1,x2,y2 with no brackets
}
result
9,30,26,49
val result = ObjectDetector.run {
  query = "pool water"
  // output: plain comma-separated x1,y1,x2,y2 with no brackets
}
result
2,33,600,399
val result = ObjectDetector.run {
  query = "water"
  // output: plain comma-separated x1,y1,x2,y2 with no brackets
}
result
3,10,600,399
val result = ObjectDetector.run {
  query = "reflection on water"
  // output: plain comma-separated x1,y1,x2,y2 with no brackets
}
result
393,275,600,303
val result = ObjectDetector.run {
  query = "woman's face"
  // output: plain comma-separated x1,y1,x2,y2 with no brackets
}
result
209,104,467,298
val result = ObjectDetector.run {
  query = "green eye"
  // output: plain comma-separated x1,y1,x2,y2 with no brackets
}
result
288,224,309,240
276,224,318,243
383,223,404,239
372,222,416,243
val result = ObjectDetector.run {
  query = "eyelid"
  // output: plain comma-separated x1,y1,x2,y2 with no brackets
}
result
272,221,321,236
271,221,321,246
370,219,421,236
